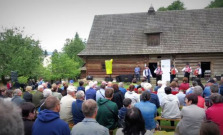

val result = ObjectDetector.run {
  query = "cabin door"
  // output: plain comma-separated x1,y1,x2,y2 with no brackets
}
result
201,62,211,77
149,63,157,77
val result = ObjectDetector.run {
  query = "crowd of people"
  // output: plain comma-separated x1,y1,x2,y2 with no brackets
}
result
0,75,223,135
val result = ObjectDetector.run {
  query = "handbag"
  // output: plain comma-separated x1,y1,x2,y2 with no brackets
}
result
104,102,125,128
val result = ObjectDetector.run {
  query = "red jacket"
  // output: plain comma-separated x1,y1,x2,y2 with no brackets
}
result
206,103,223,135
197,96,205,108
179,83,190,92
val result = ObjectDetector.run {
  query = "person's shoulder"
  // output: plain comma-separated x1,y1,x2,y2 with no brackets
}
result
57,118,69,127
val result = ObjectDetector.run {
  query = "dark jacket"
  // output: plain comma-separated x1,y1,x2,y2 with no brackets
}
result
112,90,124,109
72,100,85,124
32,109,70,135
32,91,43,108
96,98,118,130
118,107,128,120
23,118,34,135
23,91,33,102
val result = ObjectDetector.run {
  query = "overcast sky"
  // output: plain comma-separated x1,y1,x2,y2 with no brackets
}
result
0,0,212,52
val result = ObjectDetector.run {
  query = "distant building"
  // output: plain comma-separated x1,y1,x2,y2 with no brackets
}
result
43,55,52,67
78,7,223,79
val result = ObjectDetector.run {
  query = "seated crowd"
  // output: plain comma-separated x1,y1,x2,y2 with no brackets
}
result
0,77,223,135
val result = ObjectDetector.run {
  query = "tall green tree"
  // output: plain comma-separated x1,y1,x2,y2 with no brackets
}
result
206,0,223,8
63,32,85,67
50,52,80,80
0,28,43,83
158,0,186,11
44,50,48,57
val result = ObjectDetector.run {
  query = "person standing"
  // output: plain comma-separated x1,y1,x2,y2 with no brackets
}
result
182,63,192,83
6,80,12,90
134,65,141,81
96,88,118,135
194,64,202,79
143,66,152,83
11,89,25,106
170,65,178,83
72,91,85,125
32,96,70,135
32,85,44,108
154,65,163,85
60,86,76,124
71,99,109,135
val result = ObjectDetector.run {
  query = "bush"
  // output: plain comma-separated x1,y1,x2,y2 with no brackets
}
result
18,76,28,84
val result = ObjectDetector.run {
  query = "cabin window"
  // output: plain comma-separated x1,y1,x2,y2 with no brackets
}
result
101,63,106,70
147,33,160,46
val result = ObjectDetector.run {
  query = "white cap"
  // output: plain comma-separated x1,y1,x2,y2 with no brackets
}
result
67,86,77,92
89,81,95,88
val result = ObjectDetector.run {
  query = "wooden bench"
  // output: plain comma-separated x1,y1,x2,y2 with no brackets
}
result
155,116,181,130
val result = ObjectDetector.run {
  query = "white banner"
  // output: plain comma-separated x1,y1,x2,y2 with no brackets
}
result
161,59,171,82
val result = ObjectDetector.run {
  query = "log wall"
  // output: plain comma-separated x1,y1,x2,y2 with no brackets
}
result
81,53,223,79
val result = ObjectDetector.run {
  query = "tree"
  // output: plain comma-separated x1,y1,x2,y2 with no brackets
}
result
63,32,85,67
44,50,48,57
50,52,80,80
206,0,223,8
158,0,185,11
0,28,43,83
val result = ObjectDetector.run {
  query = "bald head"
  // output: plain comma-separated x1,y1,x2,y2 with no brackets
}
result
44,96,60,111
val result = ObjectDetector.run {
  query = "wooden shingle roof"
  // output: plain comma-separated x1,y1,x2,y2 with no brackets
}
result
79,8,223,56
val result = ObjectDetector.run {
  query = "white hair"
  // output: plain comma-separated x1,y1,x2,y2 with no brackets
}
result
43,89,52,98
118,82,124,87
89,81,95,88
67,86,77,92
38,85,44,91
13,89,22,96
143,83,152,90
76,91,85,99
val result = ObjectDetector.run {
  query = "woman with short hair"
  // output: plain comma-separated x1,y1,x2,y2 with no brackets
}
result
23,86,33,102
116,107,153,135
179,77,190,93
175,93,205,135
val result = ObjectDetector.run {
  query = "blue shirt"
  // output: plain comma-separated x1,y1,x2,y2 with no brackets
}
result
203,86,211,97
77,86,85,93
96,89,105,101
135,101,157,130
86,88,96,100
154,86,161,92
134,67,140,74
72,100,84,124
119,87,127,95
147,90,160,108
219,85,223,96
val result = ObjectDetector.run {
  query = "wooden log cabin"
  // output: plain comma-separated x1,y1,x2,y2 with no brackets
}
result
79,7,223,80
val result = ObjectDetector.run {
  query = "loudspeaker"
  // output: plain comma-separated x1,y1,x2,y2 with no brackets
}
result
11,71,18,82
116,76,121,82
87,75,93,80
119,74,134,82
105,77,113,82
